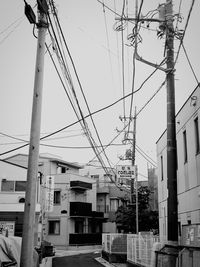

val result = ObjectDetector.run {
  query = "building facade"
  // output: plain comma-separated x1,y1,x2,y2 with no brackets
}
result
80,162,131,233
4,153,104,248
157,85,200,245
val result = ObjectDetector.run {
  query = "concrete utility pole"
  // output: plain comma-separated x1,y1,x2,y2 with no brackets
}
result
20,3,48,267
131,111,136,203
165,0,178,242
116,0,178,242
131,107,138,234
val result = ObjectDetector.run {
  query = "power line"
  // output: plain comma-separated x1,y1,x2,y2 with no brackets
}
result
101,0,115,90
0,68,166,158
0,19,24,45
97,0,157,32
0,129,83,138
0,16,24,36
135,146,157,167
121,0,126,122
127,0,144,134
0,131,125,149
50,1,118,177
88,79,166,164
174,0,196,68
181,43,199,85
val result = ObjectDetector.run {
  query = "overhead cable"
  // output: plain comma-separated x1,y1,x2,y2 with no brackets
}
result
50,1,115,176
0,68,166,157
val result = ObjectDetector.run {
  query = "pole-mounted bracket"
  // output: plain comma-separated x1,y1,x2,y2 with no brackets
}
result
135,51,168,72
37,21,49,28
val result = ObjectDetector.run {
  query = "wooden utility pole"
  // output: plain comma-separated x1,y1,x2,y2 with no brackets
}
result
165,0,178,242
20,3,48,267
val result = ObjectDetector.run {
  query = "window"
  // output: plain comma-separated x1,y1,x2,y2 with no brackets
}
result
54,190,61,205
48,220,60,235
75,219,84,234
1,180,26,192
194,117,200,154
183,130,188,163
15,181,26,191
161,156,164,181
91,175,99,179
61,167,66,173
91,175,99,187
110,199,119,211
1,180,14,191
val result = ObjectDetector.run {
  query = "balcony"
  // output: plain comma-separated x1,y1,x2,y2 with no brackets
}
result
97,186,109,194
70,202,92,217
92,211,104,218
69,233,102,245
70,181,92,191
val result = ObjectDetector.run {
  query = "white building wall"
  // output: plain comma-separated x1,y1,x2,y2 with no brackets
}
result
0,161,40,211
157,86,200,240
45,171,96,248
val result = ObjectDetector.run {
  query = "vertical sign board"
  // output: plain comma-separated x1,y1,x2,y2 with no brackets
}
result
116,165,136,185
45,176,54,212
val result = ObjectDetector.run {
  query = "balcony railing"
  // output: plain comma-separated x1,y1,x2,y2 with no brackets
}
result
70,181,92,190
92,211,104,218
69,233,102,245
70,202,92,217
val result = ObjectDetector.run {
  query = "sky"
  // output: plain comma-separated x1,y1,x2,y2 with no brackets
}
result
0,0,199,180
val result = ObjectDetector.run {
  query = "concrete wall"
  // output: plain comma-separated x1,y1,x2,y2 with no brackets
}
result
157,85,200,239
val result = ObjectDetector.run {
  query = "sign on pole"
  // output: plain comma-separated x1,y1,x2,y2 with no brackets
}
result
116,165,136,184
45,176,54,212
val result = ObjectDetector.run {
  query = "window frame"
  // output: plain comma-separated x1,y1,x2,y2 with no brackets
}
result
15,181,26,192
48,220,60,235
183,130,188,163
194,117,200,155
1,180,27,192
161,155,164,181
1,180,15,192
53,190,61,205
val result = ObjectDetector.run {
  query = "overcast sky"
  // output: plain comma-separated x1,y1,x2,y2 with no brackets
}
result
0,0,199,180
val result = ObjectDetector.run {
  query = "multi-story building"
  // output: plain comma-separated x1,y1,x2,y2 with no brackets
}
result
157,85,200,246
0,159,41,244
4,153,104,248
80,162,131,233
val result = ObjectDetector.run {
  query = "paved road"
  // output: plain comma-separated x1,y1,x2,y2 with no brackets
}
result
52,252,103,267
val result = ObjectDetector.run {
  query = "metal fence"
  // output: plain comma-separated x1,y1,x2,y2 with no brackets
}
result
102,233,127,255
127,233,161,267
102,233,200,267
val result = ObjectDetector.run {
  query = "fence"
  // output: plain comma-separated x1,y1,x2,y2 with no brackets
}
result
102,233,127,254
127,233,161,267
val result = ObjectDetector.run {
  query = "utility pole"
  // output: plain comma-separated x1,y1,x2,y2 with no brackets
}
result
115,0,178,242
165,0,178,243
21,2,48,267
131,107,138,234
